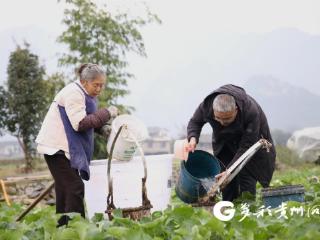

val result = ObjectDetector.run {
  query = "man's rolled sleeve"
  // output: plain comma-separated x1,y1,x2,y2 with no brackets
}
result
187,102,207,143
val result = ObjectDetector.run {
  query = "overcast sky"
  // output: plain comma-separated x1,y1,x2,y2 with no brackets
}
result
1,0,320,135
1,0,320,34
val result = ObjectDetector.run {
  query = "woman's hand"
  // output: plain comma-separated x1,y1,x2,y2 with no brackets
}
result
107,106,119,118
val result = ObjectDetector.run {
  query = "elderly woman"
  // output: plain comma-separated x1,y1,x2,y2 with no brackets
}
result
36,63,116,226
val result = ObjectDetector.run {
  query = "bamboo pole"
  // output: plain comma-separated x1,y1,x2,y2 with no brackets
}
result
0,179,11,206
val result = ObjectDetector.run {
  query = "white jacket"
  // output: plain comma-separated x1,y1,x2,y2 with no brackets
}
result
36,81,88,156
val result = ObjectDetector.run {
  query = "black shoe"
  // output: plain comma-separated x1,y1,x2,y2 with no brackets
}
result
56,215,70,228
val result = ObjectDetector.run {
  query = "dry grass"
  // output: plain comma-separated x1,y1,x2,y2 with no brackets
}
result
0,159,49,179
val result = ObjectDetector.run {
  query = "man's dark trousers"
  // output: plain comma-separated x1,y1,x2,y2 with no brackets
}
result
217,147,257,201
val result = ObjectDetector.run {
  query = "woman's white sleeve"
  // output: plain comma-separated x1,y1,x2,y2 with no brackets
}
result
64,90,86,131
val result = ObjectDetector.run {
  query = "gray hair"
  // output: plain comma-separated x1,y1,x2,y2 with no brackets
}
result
212,94,236,112
77,63,106,82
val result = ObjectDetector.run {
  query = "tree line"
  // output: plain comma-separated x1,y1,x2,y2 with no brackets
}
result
0,0,160,172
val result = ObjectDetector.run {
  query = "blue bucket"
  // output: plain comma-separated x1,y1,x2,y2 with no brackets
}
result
175,150,221,203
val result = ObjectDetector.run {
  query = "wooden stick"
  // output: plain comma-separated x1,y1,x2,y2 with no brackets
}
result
16,182,54,222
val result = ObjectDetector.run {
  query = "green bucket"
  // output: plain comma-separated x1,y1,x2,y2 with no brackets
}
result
175,150,221,203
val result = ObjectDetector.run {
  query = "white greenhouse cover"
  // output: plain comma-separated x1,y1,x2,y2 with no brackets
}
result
287,127,320,162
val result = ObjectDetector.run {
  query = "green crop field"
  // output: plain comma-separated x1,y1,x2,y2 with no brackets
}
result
1,160,320,239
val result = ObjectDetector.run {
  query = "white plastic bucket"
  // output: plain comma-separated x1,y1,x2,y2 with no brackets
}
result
173,139,189,160
107,114,149,161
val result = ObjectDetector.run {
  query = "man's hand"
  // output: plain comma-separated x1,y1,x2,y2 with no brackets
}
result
215,171,227,182
185,137,197,153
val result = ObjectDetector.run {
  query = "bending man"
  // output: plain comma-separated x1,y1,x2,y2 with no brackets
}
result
186,84,276,201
